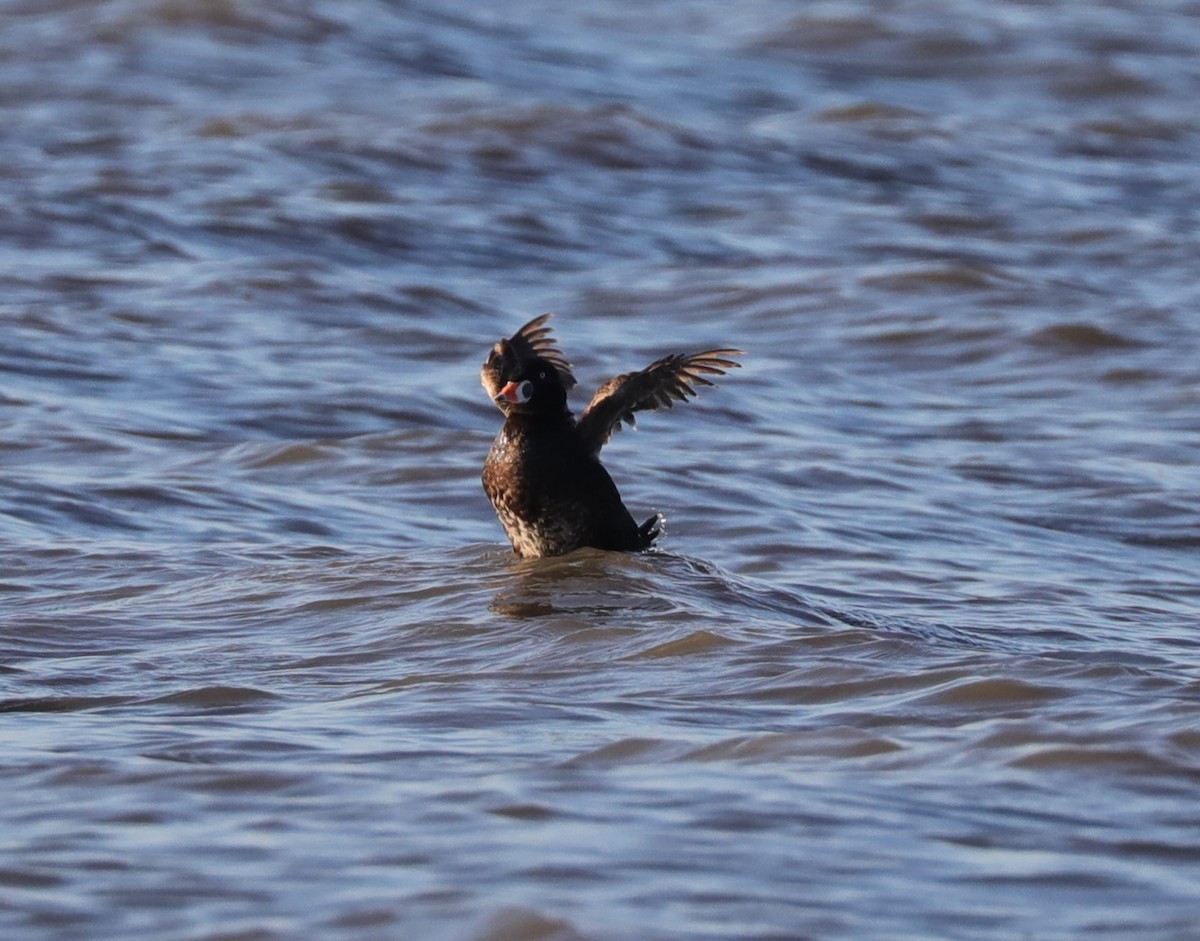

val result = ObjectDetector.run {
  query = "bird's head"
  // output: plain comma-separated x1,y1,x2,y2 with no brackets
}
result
493,357,568,415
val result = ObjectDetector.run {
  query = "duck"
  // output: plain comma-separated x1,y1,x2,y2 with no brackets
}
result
481,314,742,558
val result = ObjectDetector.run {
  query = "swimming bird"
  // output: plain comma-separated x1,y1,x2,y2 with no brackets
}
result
481,314,742,558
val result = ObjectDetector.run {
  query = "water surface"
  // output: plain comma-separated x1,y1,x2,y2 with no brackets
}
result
3,1,1199,939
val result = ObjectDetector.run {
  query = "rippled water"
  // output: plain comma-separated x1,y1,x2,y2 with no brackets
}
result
3,1,1200,939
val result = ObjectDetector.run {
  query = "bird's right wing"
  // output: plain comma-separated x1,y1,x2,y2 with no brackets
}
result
480,314,577,409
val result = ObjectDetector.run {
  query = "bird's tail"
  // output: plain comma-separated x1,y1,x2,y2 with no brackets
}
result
638,513,664,549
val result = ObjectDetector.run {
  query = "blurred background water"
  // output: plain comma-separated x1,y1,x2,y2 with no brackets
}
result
2,1,1199,939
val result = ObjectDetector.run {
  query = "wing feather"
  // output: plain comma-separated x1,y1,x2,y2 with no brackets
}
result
576,349,742,454
481,314,577,408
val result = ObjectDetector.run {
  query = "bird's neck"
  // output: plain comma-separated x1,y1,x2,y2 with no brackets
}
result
503,407,576,435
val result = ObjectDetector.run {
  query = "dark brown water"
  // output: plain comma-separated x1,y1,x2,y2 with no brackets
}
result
3,2,1199,939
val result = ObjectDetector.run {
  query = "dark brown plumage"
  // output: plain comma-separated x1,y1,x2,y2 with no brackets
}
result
481,315,742,558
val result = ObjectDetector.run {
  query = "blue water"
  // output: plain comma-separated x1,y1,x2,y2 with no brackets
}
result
3,1,1199,939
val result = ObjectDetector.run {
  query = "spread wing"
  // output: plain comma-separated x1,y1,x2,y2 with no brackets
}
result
481,313,577,409
576,349,743,455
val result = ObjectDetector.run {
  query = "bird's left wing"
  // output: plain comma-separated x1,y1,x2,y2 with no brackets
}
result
576,349,742,456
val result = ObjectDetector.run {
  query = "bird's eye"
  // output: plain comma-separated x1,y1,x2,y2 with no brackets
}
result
518,380,534,402
538,370,547,380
